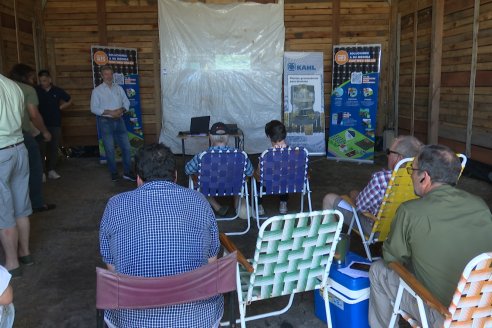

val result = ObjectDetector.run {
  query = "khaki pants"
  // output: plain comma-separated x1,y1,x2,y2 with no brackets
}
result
368,260,444,328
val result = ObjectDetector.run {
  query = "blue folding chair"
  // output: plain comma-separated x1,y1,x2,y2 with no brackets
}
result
251,146,312,228
189,149,251,236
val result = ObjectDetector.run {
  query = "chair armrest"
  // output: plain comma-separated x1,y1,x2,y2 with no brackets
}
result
388,262,451,318
219,233,254,273
361,212,378,222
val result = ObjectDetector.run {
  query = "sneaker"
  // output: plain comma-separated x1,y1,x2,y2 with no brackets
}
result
48,170,61,179
122,173,136,182
279,201,288,214
42,173,46,183
111,173,119,182
257,204,265,216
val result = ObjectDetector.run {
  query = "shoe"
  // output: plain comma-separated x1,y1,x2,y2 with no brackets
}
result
122,173,136,182
111,173,119,182
8,267,22,278
257,204,265,216
215,206,229,217
279,201,288,214
48,170,61,179
42,173,46,183
19,255,34,266
33,204,56,213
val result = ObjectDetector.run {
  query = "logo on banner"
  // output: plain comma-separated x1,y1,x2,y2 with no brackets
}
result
334,50,349,65
287,63,316,72
93,51,109,65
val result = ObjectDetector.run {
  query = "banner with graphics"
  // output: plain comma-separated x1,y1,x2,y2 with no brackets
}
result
327,45,381,163
283,52,325,155
90,46,144,162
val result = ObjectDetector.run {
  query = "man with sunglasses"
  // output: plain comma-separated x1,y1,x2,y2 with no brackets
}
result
322,135,422,235
368,145,492,328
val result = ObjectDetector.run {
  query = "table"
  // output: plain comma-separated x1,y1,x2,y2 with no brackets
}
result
177,129,244,156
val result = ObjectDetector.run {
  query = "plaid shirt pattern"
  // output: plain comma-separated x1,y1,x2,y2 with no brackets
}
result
356,169,392,215
100,181,222,327
185,145,253,177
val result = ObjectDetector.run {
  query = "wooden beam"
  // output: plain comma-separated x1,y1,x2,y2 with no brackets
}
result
14,0,21,63
395,13,401,136
34,0,48,70
0,12,5,74
152,36,162,143
427,0,444,144
388,0,399,130
466,0,480,157
332,0,340,46
410,3,418,136
97,0,108,45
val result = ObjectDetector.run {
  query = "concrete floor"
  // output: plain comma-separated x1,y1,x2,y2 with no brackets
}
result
8,152,492,327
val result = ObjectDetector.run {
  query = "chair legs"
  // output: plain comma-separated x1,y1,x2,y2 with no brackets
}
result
347,208,373,261
390,279,430,328
96,309,106,328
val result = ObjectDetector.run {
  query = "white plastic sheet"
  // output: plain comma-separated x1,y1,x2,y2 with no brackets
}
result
158,0,285,154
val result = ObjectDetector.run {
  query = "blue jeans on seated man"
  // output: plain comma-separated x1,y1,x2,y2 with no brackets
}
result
97,116,132,176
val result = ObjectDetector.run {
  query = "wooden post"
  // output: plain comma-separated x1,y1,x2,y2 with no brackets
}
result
153,36,162,142
466,0,480,157
97,0,108,45
388,0,399,131
395,13,401,136
0,12,5,73
427,0,444,145
13,0,21,63
410,3,418,136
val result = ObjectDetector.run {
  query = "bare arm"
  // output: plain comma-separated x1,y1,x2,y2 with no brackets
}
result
27,103,51,141
59,99,73,111
0,285,13,305
208,256,217,263
105,263,115,272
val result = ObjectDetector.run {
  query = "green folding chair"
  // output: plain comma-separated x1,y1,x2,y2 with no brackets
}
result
220,209,344,328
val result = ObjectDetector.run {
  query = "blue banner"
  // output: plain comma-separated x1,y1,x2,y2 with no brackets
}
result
327,45,381,163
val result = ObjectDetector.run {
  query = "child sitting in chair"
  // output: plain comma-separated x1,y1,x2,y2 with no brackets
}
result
255,120,289,216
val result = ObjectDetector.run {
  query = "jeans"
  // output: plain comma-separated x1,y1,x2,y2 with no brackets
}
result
97,116,132,175
38,126,61,172
23,132,45,208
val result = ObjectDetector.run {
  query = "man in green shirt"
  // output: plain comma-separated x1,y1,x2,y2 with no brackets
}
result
368,145,492,328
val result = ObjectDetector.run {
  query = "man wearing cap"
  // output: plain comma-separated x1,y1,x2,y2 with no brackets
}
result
185,122,253,216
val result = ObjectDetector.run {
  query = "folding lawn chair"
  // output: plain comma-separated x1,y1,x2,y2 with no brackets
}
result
220,209,344,328
251,146,312,228
344,154,467,261
96,252,238,328
189,149,251,235
389,252,492,328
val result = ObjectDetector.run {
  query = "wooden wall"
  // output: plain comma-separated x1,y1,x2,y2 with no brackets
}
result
36,0,391,148
0,0,40,74
395,0,492,165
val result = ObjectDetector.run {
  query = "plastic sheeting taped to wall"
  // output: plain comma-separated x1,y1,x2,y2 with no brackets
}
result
158,0,285,154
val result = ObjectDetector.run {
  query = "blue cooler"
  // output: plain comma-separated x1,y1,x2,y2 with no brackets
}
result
314,252,371,328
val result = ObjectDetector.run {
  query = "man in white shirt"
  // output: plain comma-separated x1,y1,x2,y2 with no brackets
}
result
90,65,135,182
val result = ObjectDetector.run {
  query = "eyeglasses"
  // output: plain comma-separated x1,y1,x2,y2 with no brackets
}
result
406,166,423,175
386,149,401,156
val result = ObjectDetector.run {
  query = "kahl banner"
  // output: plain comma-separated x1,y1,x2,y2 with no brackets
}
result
327,44,381,163
284,52,325,155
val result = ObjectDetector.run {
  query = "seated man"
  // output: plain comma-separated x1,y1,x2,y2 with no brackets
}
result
185,122,253,216
369,144,492,328
322,135,422,235
99,143,223,327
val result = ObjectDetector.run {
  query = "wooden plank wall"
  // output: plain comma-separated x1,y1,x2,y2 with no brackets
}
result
40,0,390,148
0,0,37,74
396,0,492,165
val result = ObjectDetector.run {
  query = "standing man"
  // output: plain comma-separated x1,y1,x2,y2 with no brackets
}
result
90,65,134,182
100,143,223,327
36,69,73,180
368,145,492,327
322,135,423,235
0,74,33,277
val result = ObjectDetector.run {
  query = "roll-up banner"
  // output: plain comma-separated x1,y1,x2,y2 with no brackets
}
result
91,46,144,162
284,52,325,155
327,45,381,163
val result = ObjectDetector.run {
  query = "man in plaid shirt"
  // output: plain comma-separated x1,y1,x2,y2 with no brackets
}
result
322,135,422,235
100,144,223,327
